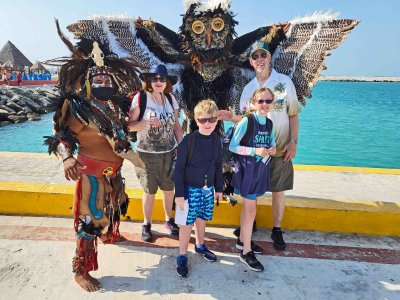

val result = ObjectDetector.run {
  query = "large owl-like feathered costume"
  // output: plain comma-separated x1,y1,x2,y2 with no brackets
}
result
66,0,359,131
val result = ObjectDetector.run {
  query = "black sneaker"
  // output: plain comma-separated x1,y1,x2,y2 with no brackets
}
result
235,238,263,254
271,229,286,251
239,251,264,272
141,224,152,242
176,255,188,277
164,218,179,236
233,221,257,237
194,244,217,262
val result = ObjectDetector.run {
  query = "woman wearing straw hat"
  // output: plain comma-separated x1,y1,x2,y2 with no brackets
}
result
129,64,183,242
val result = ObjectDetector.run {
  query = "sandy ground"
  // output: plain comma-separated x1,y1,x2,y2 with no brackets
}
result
0,216,399,300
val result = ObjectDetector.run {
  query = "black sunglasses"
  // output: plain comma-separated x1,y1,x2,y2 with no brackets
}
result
257,99,274,105
251,52,268,60
150,75,168,83
197,117,218,124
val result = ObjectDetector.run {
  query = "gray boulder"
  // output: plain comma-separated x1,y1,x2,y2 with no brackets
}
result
6,100,23,112
27,113,41,121
21,107,33,114
16,97,45,113
8,115,28,123
0,108,9,121
0,104,16,114
0,95,10,101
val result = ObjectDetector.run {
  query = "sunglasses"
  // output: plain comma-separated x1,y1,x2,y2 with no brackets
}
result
257,99,274,105
150,75,168,83
251,52,268,60
197,117,218,124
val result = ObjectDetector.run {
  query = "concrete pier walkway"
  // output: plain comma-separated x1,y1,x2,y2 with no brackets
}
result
0,215,399,299
0,152,400,298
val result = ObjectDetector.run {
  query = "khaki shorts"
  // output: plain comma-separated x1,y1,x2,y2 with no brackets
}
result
269,156,294,192
135,150,175,194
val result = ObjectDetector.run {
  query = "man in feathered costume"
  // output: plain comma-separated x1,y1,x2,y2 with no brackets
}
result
43,21,143,292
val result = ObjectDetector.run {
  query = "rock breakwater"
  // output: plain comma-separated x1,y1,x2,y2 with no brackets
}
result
0,86,59,126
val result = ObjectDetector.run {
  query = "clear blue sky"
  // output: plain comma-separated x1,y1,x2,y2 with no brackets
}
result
1,0,399,76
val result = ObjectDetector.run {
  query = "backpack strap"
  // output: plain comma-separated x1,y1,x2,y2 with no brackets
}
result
165,93,174,108
240,114,255,146
137,90,147,121
267,118,273,132
186,132,196,164
211,132,221,160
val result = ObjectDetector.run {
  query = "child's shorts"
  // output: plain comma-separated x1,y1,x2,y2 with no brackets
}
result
234,188,264,201
175,185,215,226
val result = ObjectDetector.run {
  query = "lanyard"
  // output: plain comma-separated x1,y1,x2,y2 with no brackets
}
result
204,161,211,187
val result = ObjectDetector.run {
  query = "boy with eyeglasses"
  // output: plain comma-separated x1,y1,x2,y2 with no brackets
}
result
174,99,223,277
219,40,301,252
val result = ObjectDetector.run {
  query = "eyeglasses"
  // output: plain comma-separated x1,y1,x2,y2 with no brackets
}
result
257,99,274,105
197,117,218,124
150,75,168,83
251,52,268,60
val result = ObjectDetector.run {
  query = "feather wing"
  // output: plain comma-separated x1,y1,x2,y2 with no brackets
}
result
271,12,359,105
67,16,188,71
229,67,254,114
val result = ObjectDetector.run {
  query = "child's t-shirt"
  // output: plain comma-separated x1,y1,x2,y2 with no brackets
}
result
174,131,223,198
229,112,276,195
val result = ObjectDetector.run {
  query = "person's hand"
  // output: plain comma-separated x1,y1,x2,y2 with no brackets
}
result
149,117,162,128
63,157,86,181
175,197,185,211
268,146,276,156
218,106,234,121
254,147,269,157
214,192,223,202
282,142,297,162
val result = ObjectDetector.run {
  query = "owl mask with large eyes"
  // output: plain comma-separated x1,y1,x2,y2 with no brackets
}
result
180,1,238,60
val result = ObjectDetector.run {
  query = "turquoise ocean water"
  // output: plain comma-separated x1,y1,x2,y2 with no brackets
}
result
1,82,399,168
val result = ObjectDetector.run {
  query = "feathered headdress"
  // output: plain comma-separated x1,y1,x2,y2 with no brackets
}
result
43,19,142,98
183,0,232,14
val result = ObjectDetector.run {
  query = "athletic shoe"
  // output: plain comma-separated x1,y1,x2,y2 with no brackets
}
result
235,238,263,254
239,251,264,272
164,218,179,236
194,244,217,262
233,221,257,237
176,255,188,277
271,229,286,251
141,224,152,242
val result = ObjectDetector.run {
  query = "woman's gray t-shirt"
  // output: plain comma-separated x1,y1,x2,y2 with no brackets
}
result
131,91,179,153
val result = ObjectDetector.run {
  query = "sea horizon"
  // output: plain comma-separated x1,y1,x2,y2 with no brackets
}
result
1,81,399,169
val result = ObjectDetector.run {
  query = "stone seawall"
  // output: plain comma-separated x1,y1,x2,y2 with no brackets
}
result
0,85,59,126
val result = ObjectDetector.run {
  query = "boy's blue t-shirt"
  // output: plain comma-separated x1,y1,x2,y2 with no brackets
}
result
174,131,223,198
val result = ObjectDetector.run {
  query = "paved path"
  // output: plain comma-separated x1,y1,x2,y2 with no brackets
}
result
0,216,399,300
1,152,399,203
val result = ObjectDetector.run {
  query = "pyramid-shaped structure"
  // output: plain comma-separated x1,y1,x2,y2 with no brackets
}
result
0,41,32,69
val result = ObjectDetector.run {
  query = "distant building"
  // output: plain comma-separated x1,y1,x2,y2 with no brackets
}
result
0,41,32,71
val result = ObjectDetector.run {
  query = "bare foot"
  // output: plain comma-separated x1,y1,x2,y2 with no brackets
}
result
101,232,126,244
75,273,100,292
86,273,101,287
100,232,112,244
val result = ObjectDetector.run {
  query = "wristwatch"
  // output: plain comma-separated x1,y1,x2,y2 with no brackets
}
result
289,139,298,144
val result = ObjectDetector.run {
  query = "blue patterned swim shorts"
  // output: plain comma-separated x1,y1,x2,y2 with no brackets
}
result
175,185,215,226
